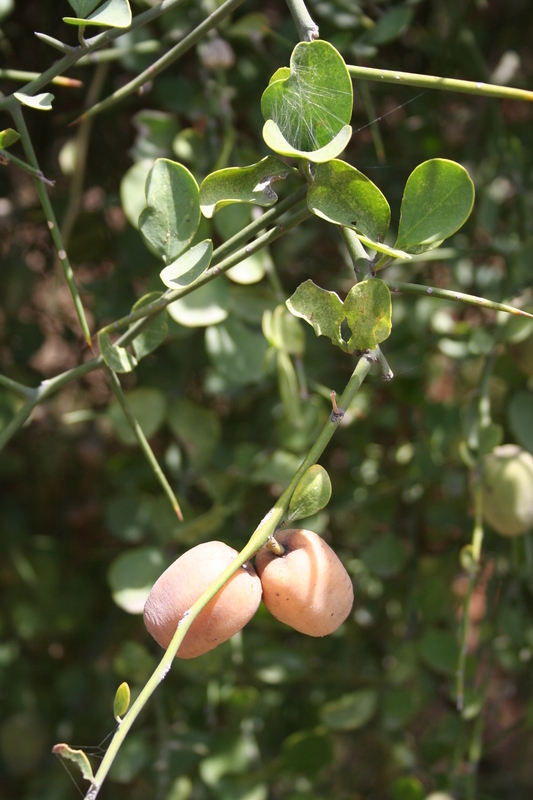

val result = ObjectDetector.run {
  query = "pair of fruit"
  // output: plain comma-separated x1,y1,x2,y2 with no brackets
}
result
143,529,354,659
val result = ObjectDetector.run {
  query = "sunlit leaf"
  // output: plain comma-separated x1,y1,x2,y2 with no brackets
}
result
113,682,131,720
107,547,167,614
130,292,168,360
199,156,293,218
287,465,332,522
343,279,392,351
67,0,100,15
286,280,346,350
168,279,230,327
52,744,94,784
160,240,213,288
98,331,137,373
0,128,20,148
64,0,132,28
14,92,54,111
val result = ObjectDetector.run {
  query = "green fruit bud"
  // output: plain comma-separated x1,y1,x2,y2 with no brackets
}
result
481,444,533,536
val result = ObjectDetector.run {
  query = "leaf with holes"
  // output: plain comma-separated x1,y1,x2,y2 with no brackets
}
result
287,280,346,350
344,279,392,351
64,0,131,27
199,157,294,218
308,160,390,244
395,159,475,254
160,240,213,288
139,159,200,264
0,128,20,148
14,92,54,111
129,293,168,361
98,332,137,373
261,40,353,162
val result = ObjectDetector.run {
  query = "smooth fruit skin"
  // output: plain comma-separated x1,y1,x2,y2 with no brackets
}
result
482,445,533,536
255,528,354,636
143,541,262,659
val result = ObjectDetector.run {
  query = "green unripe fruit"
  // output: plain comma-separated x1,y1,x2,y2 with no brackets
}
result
481,445,533,536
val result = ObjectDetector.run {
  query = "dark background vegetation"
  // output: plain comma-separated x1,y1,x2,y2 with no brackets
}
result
2,0,533,798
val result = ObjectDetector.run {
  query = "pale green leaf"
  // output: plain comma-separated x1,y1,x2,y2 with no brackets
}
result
262,120,352,163
343,279,392,351
113,682,131,720
320,690,378,731
98,332,137,373
288,464,332,522
64,0,132,28
130,292,168,360
52,744,94,784
108,387,167,445
160,240,213,288
0,128,20,148
67,0,100,16
108,547,167,614
286,279,346,350
168,279,230,327
14,92,54,111
199,156,293,218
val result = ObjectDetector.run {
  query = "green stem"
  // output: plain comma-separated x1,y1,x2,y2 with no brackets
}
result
0,360,101,452
10,104,93,349
0,148,55,186
346,64,533,103
340,227,371,277
385,281,533,319
82,354,373,800
0,70,82,87
75,40,162,66
104,368,183,520
79,0,248,121
100,205,312,340
285,0,319,41
0,374,35,398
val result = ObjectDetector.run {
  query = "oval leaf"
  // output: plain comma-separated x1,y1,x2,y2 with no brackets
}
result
120,159,154,229
288,464,332,522
308,160,390,243
108,386,167,445
320,690,378,731
113,682,131,720
344,279,392,351
168,279,230,327
395,159,475,254
261,40,353,155
262,120,352,164
0,128,20,148
205,316,269,387
107,547,168,614
98,331,137,373
199,156,293,218
160,239,213,288
64,0,131,27
14,92,54,111
139,159,200,264
286,279,346,350
130,292,168,360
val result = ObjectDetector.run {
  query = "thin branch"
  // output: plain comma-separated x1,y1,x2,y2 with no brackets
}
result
285,0,319,42
0,69,82,87
0,148,55,186
386,281,533,318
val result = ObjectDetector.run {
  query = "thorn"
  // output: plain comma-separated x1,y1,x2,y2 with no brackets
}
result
330,390,344,422
174,503,184,522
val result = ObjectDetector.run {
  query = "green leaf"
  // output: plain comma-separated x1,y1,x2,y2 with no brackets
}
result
113,682,131,720
108,386,167,445
139,158,200,264
199,156,293,218
98,331,137,373
286,280,346,350
287,465,332,523
261,40,353,159
343,279,392,351
262,120,352,164
362,6,413,45
167,397,221,468
418,629,459,676
205,316,269,386
320,690,378,731
67,0,100,16
168,279,230,327
130,292,168,360
308,160,390,243
120,159,154,229
160,240,213,288
361,531,408,577
262,304,305,355
107,547,168,614
395,159,475,254
508,391,533,454
64,0,132,28
0,128,20,148
282,728,334,776
14,92,54,111
276,350,301,425
52,744,94,784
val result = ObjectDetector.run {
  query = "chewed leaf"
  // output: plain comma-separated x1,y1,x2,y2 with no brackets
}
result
395,159,475,254
288,464,332,522
160,239,213,288
199,157,293,218
98,332,137,373
114,682,131,720
64,0,132,27
262,41,353,155
308,160,390,243
14,92,54,111
139,159,200,264
344,279,392,351
287,280,346,350
52,744,94,784
130,292,167,361
0,128,21,148
263,121,352,164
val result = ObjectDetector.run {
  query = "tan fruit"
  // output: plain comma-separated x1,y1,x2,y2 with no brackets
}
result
481,445,533,536
255,528,354,636
143,541,262,659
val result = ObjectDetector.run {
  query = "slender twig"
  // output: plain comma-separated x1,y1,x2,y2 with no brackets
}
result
0,374,35,398
0,148,55,186
340,227,371,277
285,0,319,41
74,40,162,66
0,70,82,87
386,281,533,318
105,368,183,520
347,64,533,103
10,104,93,349
82,353,373,800
77,0,248,122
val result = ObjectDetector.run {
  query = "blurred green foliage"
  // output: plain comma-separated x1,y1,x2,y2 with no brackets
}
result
2,1,533,799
